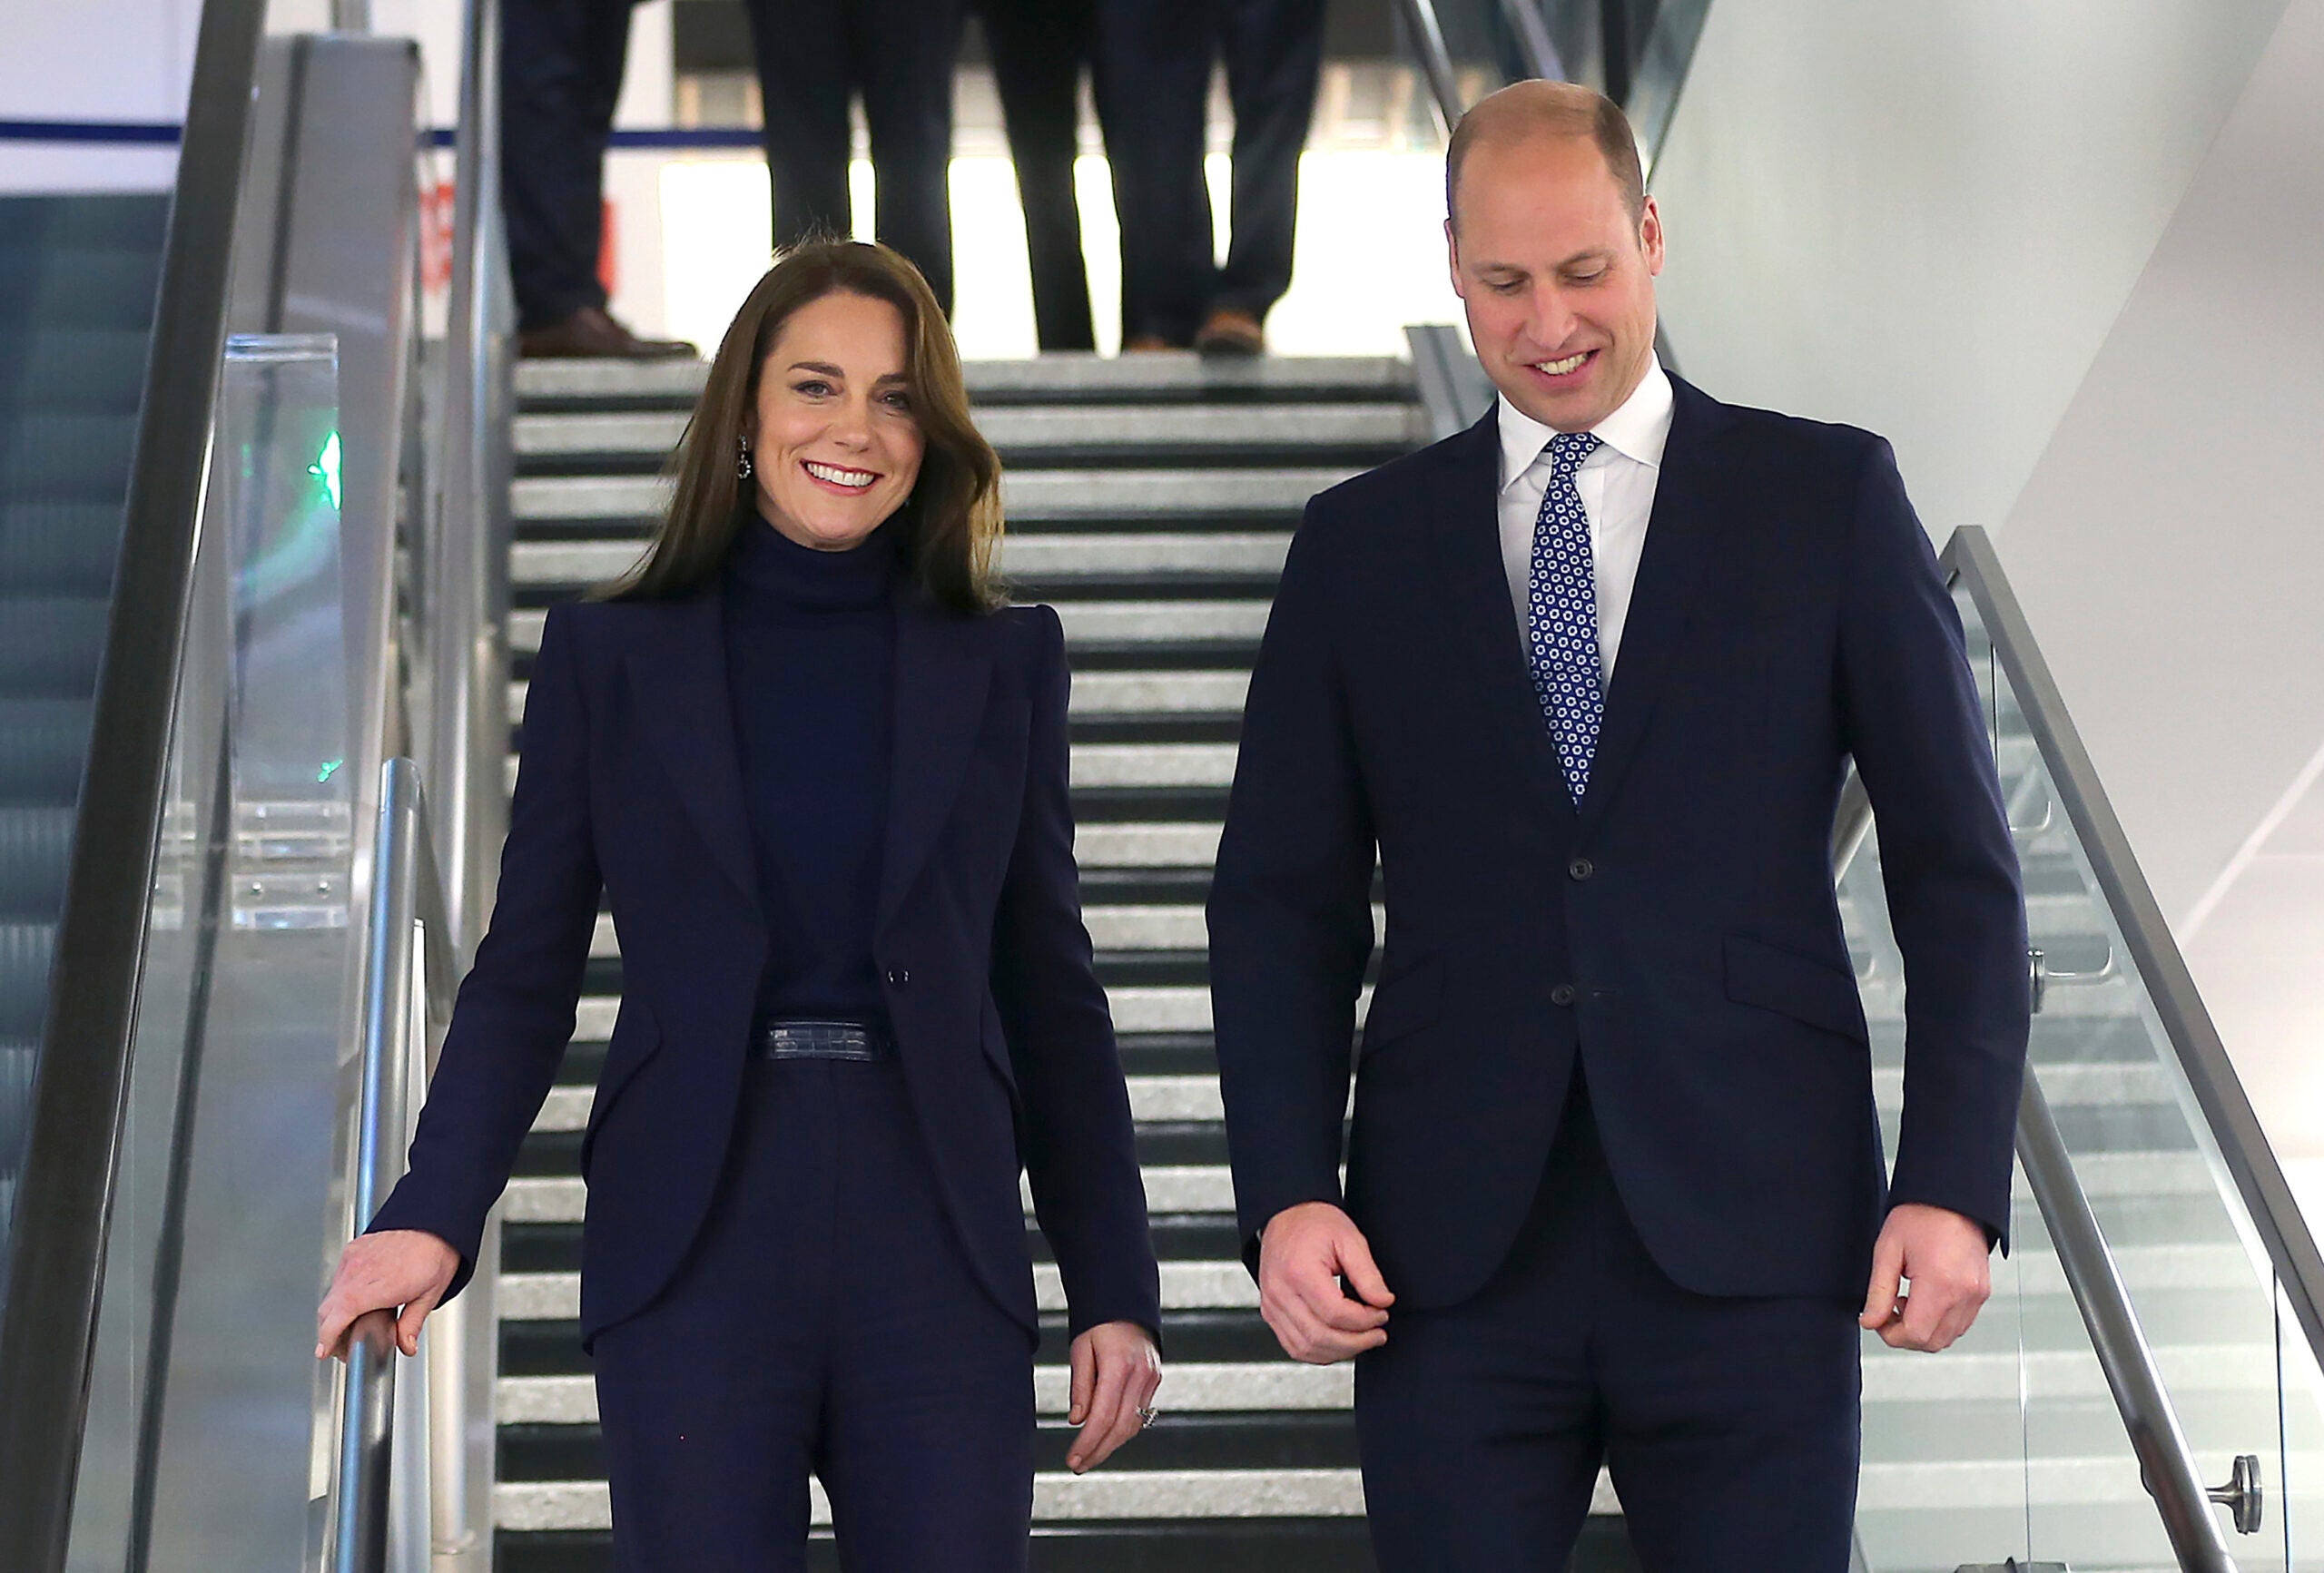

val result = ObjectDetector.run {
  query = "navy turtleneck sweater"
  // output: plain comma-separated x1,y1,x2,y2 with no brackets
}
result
722,512,898,1029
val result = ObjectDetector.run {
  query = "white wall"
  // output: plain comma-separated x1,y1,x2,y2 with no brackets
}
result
1649,0,2324,1168
0,0,202,191
1995,0,2324,1162
1650,0,2290,546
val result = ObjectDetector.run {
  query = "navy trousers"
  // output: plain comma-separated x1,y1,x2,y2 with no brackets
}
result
501,0,632,329
1093,0,1324,343
592,1055,1035,1572
738,0,964,314
979,0,1097,350
1354,1071,1863,1572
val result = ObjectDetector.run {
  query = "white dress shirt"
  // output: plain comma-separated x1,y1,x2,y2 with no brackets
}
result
1496,357,1675,684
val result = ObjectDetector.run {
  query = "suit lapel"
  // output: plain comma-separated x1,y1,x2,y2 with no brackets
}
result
1431,408,1581,812
878,590,994,930
1575,375,1735,837
625,590,758,905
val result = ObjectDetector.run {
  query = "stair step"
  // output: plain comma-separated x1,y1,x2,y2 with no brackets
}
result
514,404,1423,471
512,354,1416,411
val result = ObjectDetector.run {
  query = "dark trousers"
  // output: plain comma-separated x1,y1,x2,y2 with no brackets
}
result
1093,0,1324,344
1354,1071,1863,1571
592,1056,1035,1571
502,0,634,330
739,0,964,313
979,0,1096,350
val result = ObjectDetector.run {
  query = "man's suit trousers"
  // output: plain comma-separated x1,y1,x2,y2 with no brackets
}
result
501,0,634,329
740,0,964,313
1354,1067,1863,1571
591,1055,1035,1571
1093,0,1324,344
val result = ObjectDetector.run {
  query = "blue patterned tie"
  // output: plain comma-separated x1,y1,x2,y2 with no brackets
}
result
1525,431,1604,803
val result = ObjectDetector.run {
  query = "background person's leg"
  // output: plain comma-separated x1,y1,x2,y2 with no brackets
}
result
742,0,855,251
1092,0,1219,346
980,0,1097,350
501,0,634,330
856,0,967,313
1210,0,1324,329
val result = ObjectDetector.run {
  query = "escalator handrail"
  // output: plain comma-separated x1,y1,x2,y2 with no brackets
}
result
0,3,272,1566
428,0,515,968
326,758,458,1573
1941,524,2324,1365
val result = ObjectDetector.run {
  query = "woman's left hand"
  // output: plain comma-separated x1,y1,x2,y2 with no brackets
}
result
1065,1321,1163,1472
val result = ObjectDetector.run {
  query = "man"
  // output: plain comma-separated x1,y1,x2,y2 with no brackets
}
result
1094,0,1324,353
1208,81,2029,1568
503,0,694,358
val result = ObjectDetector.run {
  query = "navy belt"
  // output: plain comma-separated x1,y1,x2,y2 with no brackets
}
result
753,1019,889,1062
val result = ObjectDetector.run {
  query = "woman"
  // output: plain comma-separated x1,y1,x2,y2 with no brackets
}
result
318,241,1164,1570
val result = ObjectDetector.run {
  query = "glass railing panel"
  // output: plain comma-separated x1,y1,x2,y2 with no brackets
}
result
1843,811,2037,1572
1957,576,2309,1569
59,332,359,1570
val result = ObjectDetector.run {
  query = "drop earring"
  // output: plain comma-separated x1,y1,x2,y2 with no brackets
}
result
736,437,753,480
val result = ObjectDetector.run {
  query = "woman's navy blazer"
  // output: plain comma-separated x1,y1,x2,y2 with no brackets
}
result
369,582,1162,1349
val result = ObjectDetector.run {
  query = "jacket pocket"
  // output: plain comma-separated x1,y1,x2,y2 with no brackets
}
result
580,998,662,1174
1360,951,1443,1058
1723,933,1867,1044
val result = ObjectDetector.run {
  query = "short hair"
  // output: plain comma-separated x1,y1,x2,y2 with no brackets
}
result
1446,80,1647,233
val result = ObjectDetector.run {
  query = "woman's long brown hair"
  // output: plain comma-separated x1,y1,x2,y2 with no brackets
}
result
601,240,1004,613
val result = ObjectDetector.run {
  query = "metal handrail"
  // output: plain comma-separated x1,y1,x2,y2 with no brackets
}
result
431,0,515,966
1941,526,2324,1369
327,759,457,1573
0,2,271,1565
1397,0,1467,138
411,0,514,1561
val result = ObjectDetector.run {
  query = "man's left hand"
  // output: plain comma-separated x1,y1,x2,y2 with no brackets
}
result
1859,1203,1992,1352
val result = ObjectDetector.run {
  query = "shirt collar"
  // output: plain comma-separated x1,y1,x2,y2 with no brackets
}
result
1495,355,1674,493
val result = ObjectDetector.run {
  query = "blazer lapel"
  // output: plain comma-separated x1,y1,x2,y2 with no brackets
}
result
1575,375,1736,837
625,590,758,905
1431,408,1581,812
878,590,994,930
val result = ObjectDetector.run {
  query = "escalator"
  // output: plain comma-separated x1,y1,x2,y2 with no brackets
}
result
0,192,168,1303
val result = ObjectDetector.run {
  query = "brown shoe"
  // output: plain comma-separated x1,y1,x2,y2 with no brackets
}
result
518,305,697,359
1193,307,1265,357
1122,333,1179,353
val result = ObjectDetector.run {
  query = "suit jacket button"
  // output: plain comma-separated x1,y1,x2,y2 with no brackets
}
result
1551,984,1578,1007
1568,858,1596,881
886,967,910,988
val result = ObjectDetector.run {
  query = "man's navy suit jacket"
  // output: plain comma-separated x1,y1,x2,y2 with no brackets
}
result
1209,377,2031,1307
369,584,1161,1349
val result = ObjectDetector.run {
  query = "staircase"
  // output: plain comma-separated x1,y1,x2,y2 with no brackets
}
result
476,349,2273,1573
0,193,167,1291
489,351,1437,1572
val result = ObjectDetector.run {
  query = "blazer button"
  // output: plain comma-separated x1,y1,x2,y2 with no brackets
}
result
1568,858,1596,881
886,967,910,988
1551,984,1578,1007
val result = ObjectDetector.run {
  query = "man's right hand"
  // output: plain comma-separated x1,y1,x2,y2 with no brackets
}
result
1257,1202,1394,1363
316,1229,460,1362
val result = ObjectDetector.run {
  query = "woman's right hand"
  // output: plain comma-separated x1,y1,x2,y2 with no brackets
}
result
316,1229,460,1362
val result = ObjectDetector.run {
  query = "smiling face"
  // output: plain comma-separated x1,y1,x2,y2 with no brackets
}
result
1449,131,1663,433
743,289,924,551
